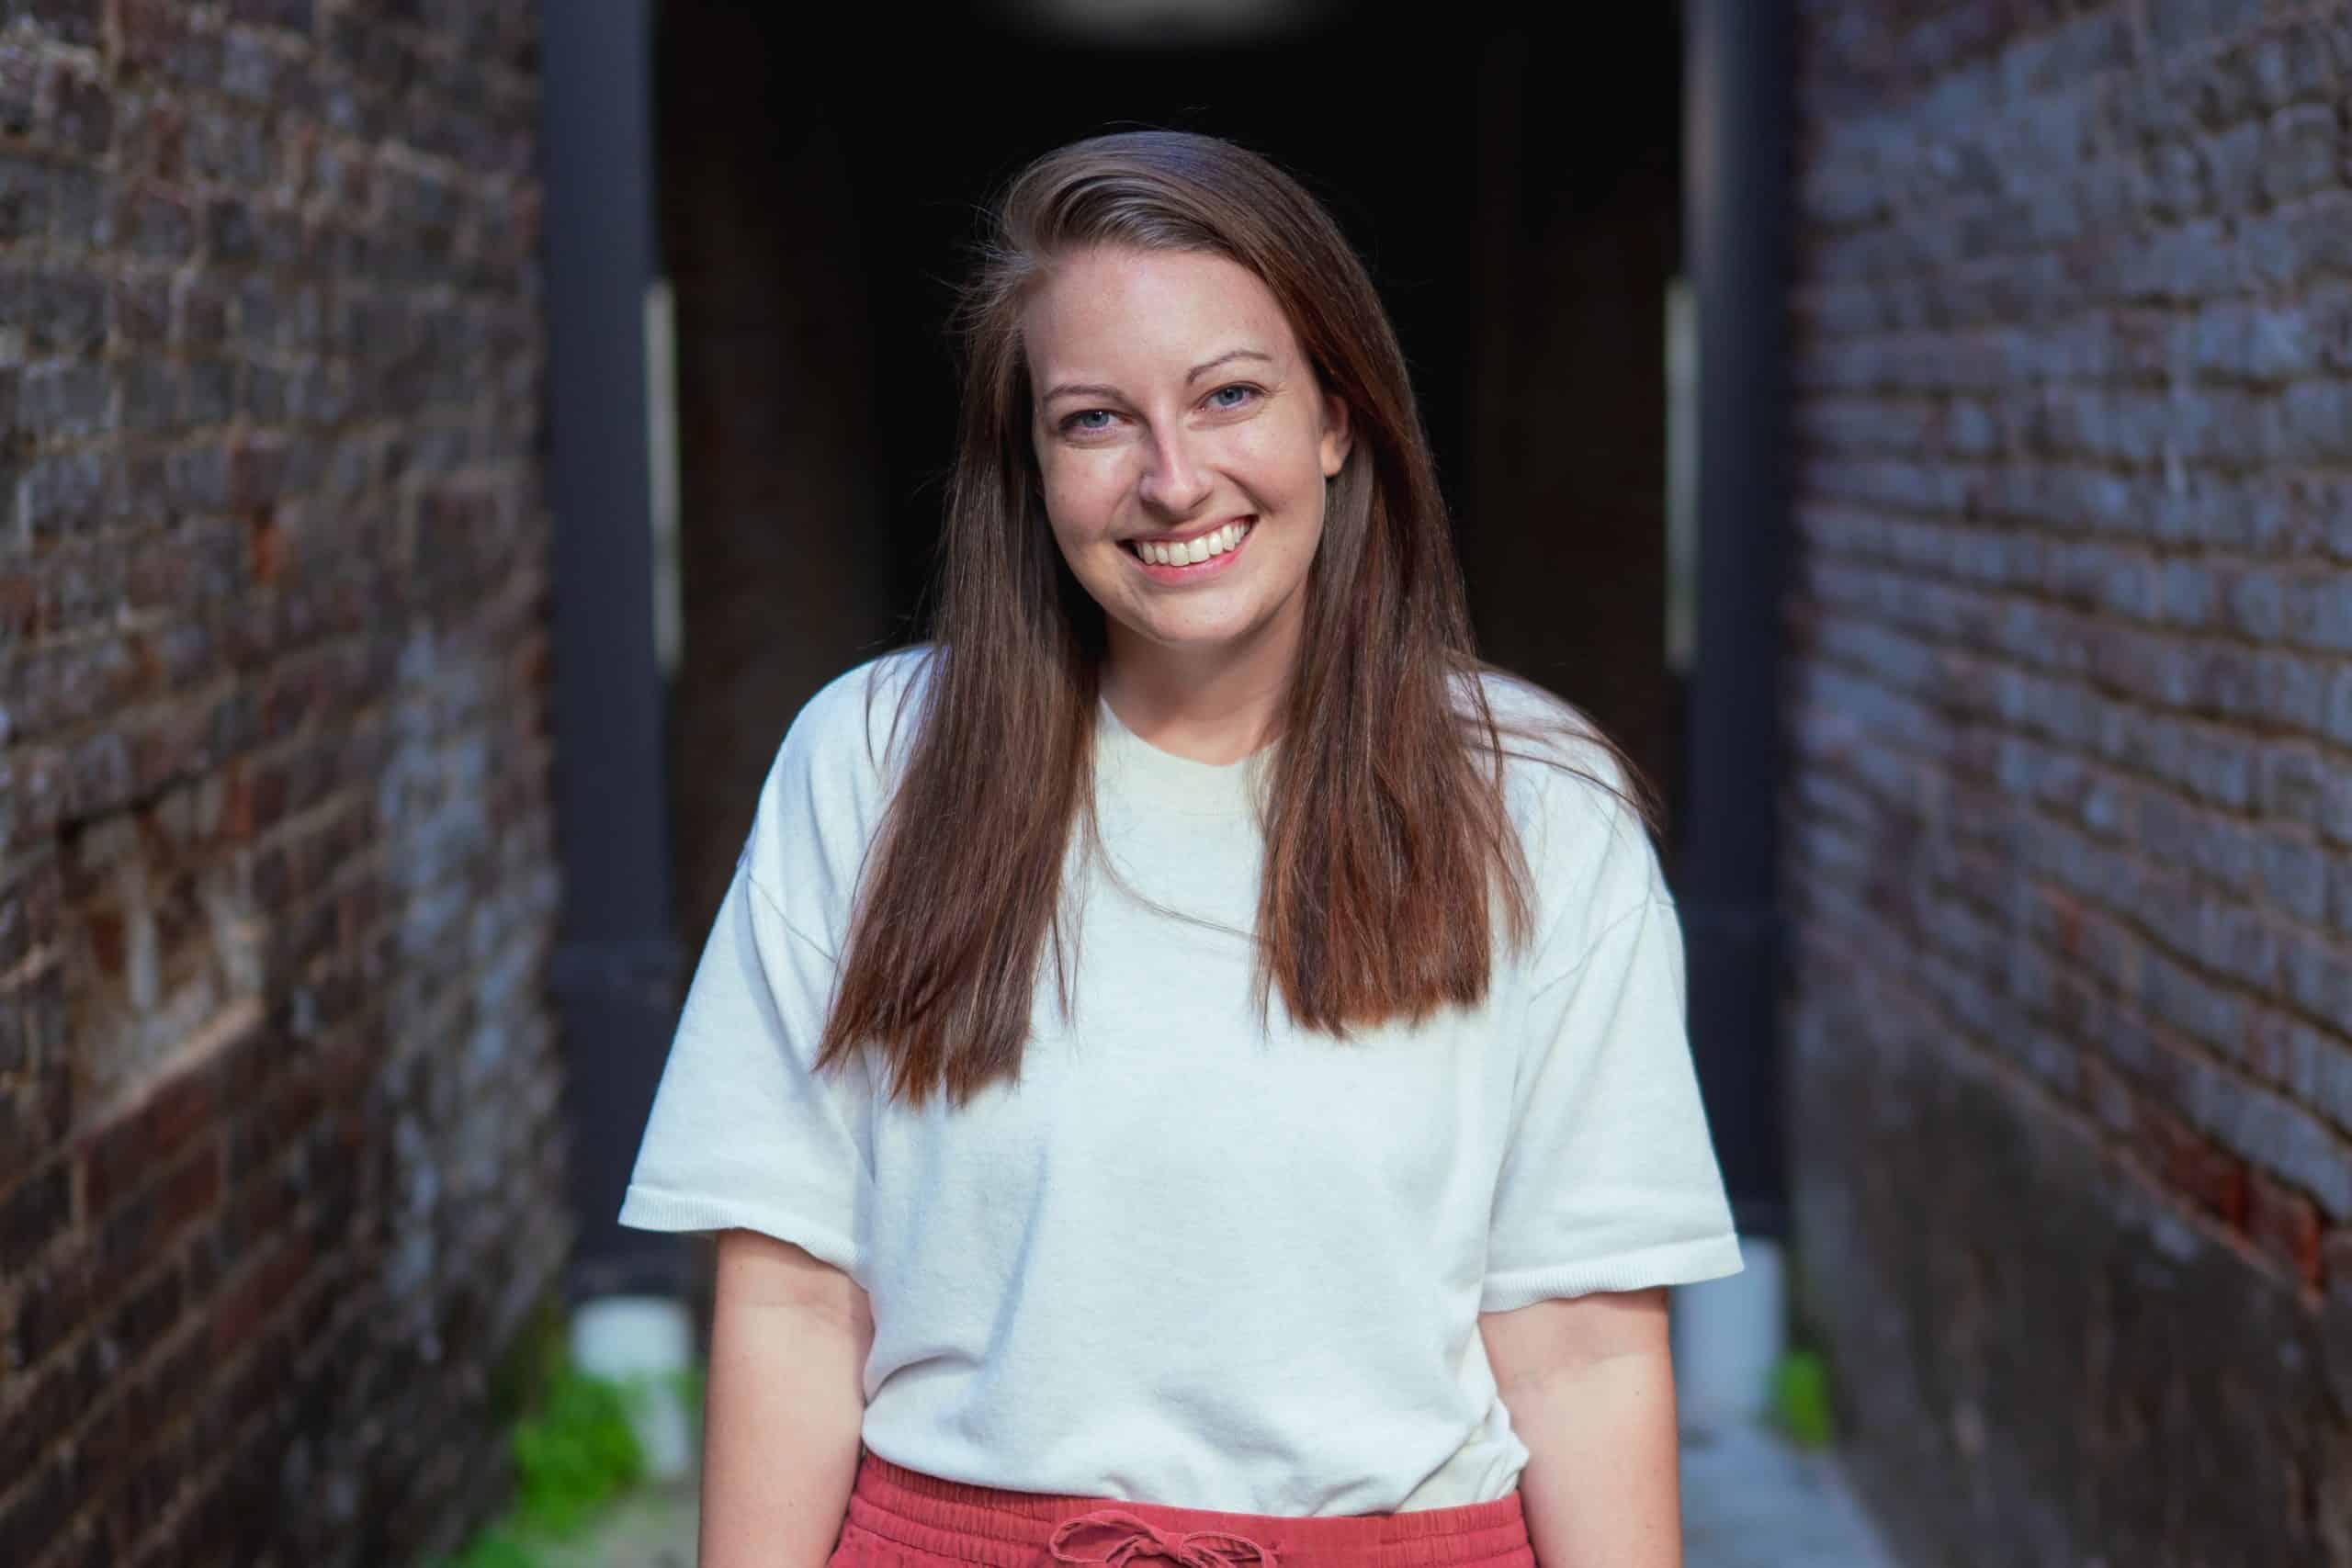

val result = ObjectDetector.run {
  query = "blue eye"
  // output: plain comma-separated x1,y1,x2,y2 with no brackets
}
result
1058,385,1260,437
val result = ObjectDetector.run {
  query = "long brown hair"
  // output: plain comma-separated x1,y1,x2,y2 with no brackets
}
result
816,129,1660,1108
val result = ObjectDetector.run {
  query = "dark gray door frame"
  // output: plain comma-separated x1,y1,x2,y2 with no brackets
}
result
1680,0,1792,1241
538,0,686,1299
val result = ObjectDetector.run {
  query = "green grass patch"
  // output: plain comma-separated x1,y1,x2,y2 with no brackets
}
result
1768,1348,1838,1448
510,1362,650,1537
427,1329,691,1568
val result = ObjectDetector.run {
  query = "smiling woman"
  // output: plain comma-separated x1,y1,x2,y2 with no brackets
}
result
616,128,1742,1568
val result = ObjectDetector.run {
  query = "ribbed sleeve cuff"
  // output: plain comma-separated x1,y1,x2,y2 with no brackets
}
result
616,1182,868,1290
1479,1232,1745,1314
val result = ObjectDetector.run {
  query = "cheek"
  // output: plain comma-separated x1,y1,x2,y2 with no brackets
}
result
1230,418,1329,493
1040,452,1130,537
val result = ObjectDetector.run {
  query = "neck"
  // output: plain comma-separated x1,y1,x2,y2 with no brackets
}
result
1101,615,1299,768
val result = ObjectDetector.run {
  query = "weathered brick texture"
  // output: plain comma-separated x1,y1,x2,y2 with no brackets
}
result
0,4,560,1564
1790,3,2352,1562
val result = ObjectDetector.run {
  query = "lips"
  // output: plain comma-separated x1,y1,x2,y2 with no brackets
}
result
1119,514,1250,570
1122,513,1255,549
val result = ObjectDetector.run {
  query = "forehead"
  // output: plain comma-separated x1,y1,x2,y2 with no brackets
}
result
1022,246,1297,377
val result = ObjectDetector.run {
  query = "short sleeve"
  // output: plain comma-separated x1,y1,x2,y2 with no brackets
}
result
1481,886,1745,1313
614,653,922,1289
615,854,877,1285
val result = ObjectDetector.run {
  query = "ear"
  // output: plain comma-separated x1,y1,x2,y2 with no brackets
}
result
1317,389,1353,479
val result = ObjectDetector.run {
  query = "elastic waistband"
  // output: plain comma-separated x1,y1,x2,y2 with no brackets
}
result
842,1449,1532,1568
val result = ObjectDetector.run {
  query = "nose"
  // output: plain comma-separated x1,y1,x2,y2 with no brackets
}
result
1136,424,1213,519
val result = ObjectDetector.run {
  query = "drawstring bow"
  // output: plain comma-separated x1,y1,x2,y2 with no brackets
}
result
1046,1506,1281,1568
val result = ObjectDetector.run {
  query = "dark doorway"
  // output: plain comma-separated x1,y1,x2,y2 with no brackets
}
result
558,0,1770,1306
656,2,1687,948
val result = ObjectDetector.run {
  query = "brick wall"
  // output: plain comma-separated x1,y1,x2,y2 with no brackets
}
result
0,4,563,1564
1788,3,2352,1562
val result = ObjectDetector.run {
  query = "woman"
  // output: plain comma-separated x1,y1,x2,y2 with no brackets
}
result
619,129,1743,1568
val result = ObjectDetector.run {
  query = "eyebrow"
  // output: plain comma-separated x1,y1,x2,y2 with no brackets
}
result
1041,348,1275,406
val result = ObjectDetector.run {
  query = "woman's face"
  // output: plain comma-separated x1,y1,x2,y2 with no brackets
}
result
1023,245,1351,684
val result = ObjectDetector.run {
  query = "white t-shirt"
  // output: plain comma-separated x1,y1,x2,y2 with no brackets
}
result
618,644,1743,1516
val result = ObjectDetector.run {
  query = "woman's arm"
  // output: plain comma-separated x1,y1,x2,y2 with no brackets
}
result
699,1228,874,1568
1478,1287,1683,1568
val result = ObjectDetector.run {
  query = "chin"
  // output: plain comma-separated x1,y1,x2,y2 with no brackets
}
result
1136,611,1275,649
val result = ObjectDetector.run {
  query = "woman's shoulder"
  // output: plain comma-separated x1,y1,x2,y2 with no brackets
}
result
793,642,939,753
1453,664,1659,900
1453,666,1634,807
729,646,940,942
758,642,942,822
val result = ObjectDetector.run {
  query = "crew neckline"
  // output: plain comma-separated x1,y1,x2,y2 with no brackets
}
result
1094,694,1276,818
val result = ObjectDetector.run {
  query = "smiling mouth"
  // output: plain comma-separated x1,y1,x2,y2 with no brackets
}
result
1120,516,1256,567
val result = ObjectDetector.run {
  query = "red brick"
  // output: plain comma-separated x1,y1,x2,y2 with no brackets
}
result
208,1236,311,1356
246,513,284,586
78,1068,216,1216
2244,1168,2324,1288
220,763,255,841
0,1074,69,1197
92,1138,220,1288
0,1159,73,1266
2325,1229,2352,1292
6,1250,94,1374
0,1335,100,1479
2138,1108,2249,1226
0,1449,81,1566
85,904,127,976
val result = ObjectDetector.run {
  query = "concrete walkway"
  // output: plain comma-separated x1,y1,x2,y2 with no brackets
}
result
540,1416,1904,1567
527,1474,698,1568
1680,1418,1905,1568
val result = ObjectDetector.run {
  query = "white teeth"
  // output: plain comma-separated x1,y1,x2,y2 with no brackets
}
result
1140,521,1250,567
